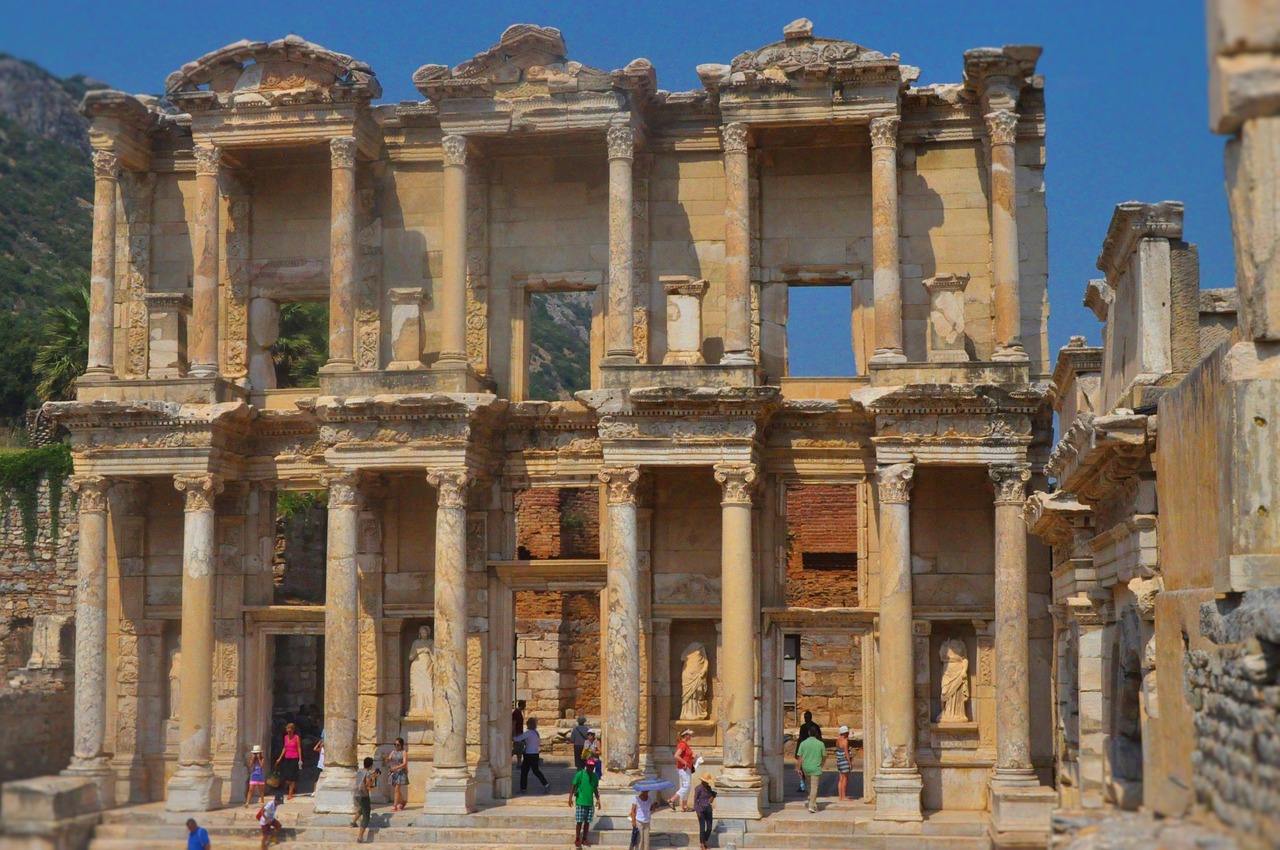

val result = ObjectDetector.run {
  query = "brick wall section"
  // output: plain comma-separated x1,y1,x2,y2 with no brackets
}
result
785,484,859,608
515,488,600,560
515,590,601,718
797,633,864,739
0,478,78,669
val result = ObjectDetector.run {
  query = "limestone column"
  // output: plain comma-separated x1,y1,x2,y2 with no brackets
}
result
425,470,475,813
721,123,753,365
873,462,922,821
605,124,636,362
714,463,763,814
314,470,360,813
869,116,906,364
599,466,641,780
324,136,358,372
188,144,221,379
167,473,224,811
84,152,119,380
436,136,469,369
62,476,115,805
990,462,1035,786
986,111,1026,361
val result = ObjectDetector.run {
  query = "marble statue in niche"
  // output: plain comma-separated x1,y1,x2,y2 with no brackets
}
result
937,638,970,723
680,642,710,721
407,625,435,717
168,647,182,720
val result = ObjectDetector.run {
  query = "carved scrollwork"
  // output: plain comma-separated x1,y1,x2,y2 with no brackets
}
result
868,115,900,148
984,110,1019,146
427,469,471,508
441,135,469,169
321,469,363,508
875,462,915,504
92,150,120,180
714,463,758,505
721,122,749,155
193,144,222,176
599,466,641,505
606,124,635,161
330,135,358,169
174,473,224,512
71,476,112,513
989,462,1032,505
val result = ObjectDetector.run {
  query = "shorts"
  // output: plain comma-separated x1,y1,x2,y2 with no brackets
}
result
249,781,265,789
260,819,281,836
391,768,409,786
354,795,371,828
575,804,595,824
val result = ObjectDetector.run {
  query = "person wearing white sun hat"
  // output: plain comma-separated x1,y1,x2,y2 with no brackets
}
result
835,725,852,802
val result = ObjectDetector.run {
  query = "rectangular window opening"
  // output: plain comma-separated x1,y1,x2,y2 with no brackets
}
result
801,551,859,571
786,284,858,377
527,290,593,401
271,301,329,389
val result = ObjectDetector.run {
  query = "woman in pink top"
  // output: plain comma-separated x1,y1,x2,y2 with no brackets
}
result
275,722,303,800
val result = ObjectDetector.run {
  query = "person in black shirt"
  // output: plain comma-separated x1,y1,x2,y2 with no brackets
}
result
795,711,823,793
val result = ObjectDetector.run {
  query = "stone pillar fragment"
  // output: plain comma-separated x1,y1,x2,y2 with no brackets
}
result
661,276,708,365
188,145,221,378
424,470,476,813
869,116,906,364
714,463,763,818
605,124,636,362
166,473,223,811
986,111,1026,361
387,287,425,369
873,462,923,821
722,123,753,364
324,136,358,372
143,292,191,379
923,273,972,362
436,136,469,370
85,151,119,381
314,470,361,814
599,466,641,786
990,462,1034,784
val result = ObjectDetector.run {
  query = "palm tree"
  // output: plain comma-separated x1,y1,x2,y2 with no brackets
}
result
272,302,328,388
33,282,89,402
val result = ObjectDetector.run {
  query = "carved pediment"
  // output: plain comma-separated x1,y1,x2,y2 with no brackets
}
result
166,35,381,109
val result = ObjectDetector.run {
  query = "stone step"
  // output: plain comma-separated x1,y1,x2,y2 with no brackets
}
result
91,824,643,845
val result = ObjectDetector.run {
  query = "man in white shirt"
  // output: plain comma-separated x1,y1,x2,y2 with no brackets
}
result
629,789,655,850
257,793,283,849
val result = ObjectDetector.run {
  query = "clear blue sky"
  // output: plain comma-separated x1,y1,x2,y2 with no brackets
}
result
5,0,1232,371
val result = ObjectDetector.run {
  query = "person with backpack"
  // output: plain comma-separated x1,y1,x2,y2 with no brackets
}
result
186,818,211,850
256,793,283,849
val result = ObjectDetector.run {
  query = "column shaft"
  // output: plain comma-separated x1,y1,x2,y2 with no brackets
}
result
722,123,753,364
869,117,906,363
69,477,111,768
991,463,1034,781
86,153,118,378
326,137,358,370
438,136,469,366
715,464,759,775
986,111,1026,361
326,473,360,767
189,145,221,378
600,466,640,774
605,125,636,361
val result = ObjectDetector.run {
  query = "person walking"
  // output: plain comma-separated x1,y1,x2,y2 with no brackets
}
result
350,756,377,844
834,725,852,802
796,731,827,814
512,700,527,769
384,738,410,811
313,730,325,775
629,789,655,850
668,729,696,811
256,793,283,849
245,745,267,808
275,723,303,800
693,773,716,850
569,757,602,848
514,717,550,793
570,714,592,769
795,711,822,793
186,818,211,850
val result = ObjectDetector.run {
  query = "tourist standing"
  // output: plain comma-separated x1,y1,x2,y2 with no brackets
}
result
569,757,602,849
514,717,550,793
795,711,822,792
834,725,852,802
384,737,410,811
570,714,592,769
245,745,266,808
186,818,211,850
350,756,377,844
629,789,655,850
256,794,283,849
796,732,827,814
581,730,602,778
693,773,716,850
512,700,527,768
668,729,696,811
275,723,303,800
313,730,325,774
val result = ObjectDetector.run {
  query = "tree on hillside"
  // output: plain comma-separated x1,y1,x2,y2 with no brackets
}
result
33,282,89,401
271,301,328,388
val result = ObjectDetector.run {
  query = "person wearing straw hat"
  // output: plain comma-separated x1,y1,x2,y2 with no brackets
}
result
693,773,717,850
245,745,266,808
668,729,696,811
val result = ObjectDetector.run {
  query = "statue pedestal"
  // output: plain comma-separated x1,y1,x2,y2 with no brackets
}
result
400,715,435,749
930,720,979,750
669,718,717,749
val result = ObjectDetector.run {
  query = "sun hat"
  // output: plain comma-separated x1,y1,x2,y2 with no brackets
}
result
681,729,694,737
251,745,263,754
700,772,714,783
838,725,850,734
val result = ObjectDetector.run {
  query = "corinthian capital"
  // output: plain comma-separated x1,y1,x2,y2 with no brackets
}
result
875,463,914,504
174,473,224,512
321,469,363,508
192,144,222,176
71,475,112,513
606,124,636,161
427,469,471,508
441,135,468,169
92,150,120,180
984,110,1019,146
714,463,758,505
599,466,641,505
868,115,900,148
989,462,1031,505
721,122,749,155
330,135,358,169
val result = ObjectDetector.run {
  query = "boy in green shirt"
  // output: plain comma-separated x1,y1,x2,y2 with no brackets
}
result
796,734,827,814
569,757,602,848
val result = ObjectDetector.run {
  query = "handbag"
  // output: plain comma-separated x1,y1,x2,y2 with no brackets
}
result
629,826,640,850
265,770,281,788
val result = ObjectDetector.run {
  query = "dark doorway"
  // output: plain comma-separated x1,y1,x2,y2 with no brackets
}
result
270,633,324,794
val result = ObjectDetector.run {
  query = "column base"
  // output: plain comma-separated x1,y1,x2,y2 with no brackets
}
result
423,766,476,815
186,365,220,380
720,351,756,366
77,368,115,384
164,765,221,812
60,759,116,811
318,359,357,374
872,767,923,822
991,343,1029,362
711,767,764,819
313,766,356,814
988,779,1055,849
869,349,908,365
428,359,485,392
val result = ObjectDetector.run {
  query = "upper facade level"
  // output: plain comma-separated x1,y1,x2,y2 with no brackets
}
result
77,20,1048,408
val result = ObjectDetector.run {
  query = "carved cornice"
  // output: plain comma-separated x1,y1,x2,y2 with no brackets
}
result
1049,337,1103,412
321,469,362,508
441,135,468,169
427,469,471,509
922,272,970,294
1095,201,1185,285
875,462,914,504
990,462,1031,505
174,473,224,512
165,35,381,104
598,466,640,505
1083,279,1113,323
606,124,635,160
1024,490,1094,549
330,135,358,169
92,150,120,180
1047,412,1153,505
868,115,900,148
71,476,112,513
193,144,222,176
721,122,749,155
984,109,1019,145
714,463,758,505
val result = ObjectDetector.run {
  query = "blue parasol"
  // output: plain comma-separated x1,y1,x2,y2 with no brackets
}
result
632,778,675,792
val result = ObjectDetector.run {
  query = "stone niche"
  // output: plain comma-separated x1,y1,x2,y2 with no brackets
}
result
668,619,719,747
399,617,436,746
928,621,979,750
661,276,709,365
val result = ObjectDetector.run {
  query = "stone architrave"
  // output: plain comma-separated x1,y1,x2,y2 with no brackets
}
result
436,136,470,370
387,287,425,369
721,123,753,364
323,136,358,372
599,466,641,782
923,273,972,362
661,276,708,365
84,151,119,381
188,144,221,378
985,111,1027,361
605,123,637,362
869,115,906,364
166,473,224,811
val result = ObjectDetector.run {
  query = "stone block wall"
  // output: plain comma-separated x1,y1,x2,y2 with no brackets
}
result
796,633,863,736
514,590,601,719
0,478,78,670
785,484,859,608
0,674,73,783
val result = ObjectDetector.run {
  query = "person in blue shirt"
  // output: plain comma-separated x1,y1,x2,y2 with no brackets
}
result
185,818,211,850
